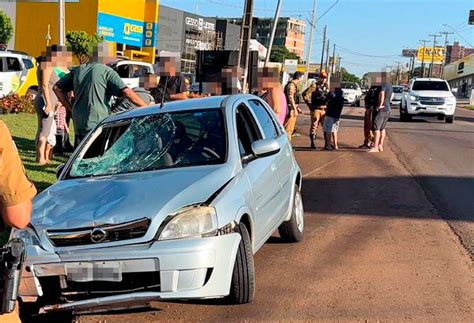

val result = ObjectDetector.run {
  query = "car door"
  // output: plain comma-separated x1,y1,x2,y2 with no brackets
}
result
235,102,281,246
247,98,293,228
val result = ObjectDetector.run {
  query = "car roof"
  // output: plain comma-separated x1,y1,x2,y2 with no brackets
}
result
106,95,229,123
0,51,31,58
412,78,446,82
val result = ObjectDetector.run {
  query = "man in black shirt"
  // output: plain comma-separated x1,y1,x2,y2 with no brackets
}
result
156,57,188,101
323,85,344,150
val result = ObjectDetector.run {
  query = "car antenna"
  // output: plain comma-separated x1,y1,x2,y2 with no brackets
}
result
160,76,169,109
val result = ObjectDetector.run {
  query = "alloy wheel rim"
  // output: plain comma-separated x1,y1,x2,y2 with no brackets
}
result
294,191,304,232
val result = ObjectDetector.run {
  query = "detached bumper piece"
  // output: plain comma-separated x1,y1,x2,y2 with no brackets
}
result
39,291,163,315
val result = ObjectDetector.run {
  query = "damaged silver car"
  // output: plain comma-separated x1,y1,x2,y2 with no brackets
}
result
11,95,304,315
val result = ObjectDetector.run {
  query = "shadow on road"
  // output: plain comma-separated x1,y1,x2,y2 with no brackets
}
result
302,176,473,223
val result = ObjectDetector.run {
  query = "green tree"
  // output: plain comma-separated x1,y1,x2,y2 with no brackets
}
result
0,10,14,46
66,31,103,64
340,67,361,84
270,46,300,63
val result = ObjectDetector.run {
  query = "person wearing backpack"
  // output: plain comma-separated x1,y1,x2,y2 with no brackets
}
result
303,71,328,149
284,72,303,140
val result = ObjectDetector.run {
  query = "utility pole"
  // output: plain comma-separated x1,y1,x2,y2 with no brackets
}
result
419,39,429,77
304,0,317,85
45,24,51,47
325,38,330,72
238,0,254,93
395,61,401,85
265,0,282,66
58,0,65,46
428,34,440,78
330,43,336,74
319,24,327,74
439,31,454,78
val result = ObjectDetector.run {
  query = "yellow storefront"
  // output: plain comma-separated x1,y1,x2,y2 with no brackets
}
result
14,0,159,63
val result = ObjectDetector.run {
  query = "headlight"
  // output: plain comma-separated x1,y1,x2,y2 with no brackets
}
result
409,95,419,101
446,96,456,103
158,206,218,241
9,226,40,246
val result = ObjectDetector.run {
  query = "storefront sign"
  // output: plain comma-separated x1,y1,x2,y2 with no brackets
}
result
416,47,445,64
185,16,215,31
97,12,157,47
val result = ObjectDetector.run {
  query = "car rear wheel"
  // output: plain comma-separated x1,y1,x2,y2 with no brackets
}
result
228,222,255,304
278,185,304,242
445,115,454,123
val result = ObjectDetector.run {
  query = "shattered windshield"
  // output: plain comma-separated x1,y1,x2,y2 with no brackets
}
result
68,109,226,178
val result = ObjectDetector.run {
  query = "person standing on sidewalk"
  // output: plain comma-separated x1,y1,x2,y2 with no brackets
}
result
368,74,393,153
359,85,380,149
303,71,328,149
323,84,344,150
284,72,303,140
54,44,148,147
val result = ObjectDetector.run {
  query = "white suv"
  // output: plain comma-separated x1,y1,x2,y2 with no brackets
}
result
400,78,456,123
341,82,362,106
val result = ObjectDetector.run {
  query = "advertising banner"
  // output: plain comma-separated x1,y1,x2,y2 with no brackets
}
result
416,47,445,64
97,12,157,48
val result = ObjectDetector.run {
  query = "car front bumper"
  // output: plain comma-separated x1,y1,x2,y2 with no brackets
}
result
407,102,455,116
19,233,241,312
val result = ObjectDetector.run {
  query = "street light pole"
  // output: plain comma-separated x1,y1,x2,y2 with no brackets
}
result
304,0,317,85
438,31,454,79
264,0,283,66
238,0,254,93
428,34,440,78
58,0,65,46
319,24,326,74
419,39,429,78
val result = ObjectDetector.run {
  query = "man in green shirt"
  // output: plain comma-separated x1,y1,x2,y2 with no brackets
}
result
54,45,147,146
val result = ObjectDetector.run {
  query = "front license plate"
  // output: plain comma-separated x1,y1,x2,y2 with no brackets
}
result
65,261,123,282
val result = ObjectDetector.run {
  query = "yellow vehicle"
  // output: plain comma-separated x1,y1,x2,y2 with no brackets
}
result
0,51,38,97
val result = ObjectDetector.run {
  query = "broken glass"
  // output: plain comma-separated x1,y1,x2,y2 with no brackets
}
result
69,114,176,178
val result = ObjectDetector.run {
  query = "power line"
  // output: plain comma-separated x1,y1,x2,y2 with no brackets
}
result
335,45,400,58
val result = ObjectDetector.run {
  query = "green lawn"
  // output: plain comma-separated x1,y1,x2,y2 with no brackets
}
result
0,112,71,192
1,113,72,243
464,105,474,110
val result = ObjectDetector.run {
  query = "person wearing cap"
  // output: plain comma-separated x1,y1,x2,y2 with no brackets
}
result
303,71,328,149
283,72,303,140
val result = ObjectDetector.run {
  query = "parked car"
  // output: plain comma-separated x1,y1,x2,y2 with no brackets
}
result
12,94,304,315
400,78,456,123
341,81,362,106
0,51,38,98
391,85,404,106
110,59,154,89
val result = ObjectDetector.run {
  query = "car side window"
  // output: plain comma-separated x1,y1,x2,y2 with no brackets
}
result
0,59,4,72
130,65,149,78
116,65,130,78
22,59,34,69
247,99,279,139
6,57,21,71
236,104,262,157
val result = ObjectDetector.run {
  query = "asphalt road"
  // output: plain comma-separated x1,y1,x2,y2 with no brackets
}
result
76,105,473,322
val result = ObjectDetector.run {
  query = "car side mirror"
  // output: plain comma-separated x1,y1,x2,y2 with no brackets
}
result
56,164,65,179
251,139,280,158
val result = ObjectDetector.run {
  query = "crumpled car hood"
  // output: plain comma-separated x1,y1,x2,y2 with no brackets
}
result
31,165,232,233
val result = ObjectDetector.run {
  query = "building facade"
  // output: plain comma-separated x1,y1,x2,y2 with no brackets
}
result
230,17,305,59
446,41,474,65
444,53,474,97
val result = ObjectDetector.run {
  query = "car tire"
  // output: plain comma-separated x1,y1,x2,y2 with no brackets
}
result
228,222,255,304
437,115,445,121
26,87,38,99
445,115,454,123
278,185,304,243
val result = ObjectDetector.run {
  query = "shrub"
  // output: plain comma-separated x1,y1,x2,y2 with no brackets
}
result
0,93,35,114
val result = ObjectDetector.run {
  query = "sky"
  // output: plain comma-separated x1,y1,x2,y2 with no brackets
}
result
159,0,473,77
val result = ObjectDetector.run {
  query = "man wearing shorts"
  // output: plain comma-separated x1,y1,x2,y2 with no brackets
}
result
369,79,393,153
323,85,344,150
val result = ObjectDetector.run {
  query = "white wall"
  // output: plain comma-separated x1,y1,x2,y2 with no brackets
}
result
0,1,17,49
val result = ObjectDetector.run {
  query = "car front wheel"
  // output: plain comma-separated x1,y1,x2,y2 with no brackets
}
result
278,185,304,242
445,115,454,123
228,222,255,304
